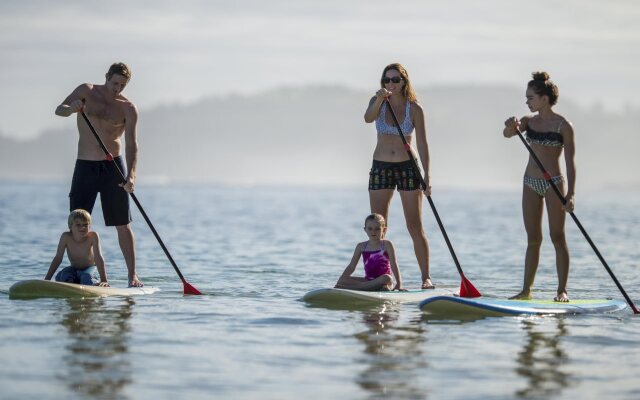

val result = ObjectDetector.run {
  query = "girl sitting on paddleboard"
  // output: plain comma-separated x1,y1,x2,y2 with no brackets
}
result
335,214,404,291
364,63,433,289
44,209,109,287
503,71,576,302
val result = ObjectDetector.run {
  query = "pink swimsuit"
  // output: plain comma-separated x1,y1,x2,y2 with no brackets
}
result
363,242,392,280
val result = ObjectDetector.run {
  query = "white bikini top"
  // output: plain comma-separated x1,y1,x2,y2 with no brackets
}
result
375,101,414,136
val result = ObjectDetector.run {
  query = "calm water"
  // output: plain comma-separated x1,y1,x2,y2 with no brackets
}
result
1,182,640,400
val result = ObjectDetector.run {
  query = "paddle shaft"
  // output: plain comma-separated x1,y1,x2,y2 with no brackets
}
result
383,99,468,279
515,128,639,313
80,111,190,284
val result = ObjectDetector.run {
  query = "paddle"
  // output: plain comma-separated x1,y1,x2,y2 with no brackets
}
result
383,98,481,298
80,110,201,295
514,127,639,313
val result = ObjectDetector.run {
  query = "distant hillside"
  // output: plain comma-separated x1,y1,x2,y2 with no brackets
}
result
1,85,639,191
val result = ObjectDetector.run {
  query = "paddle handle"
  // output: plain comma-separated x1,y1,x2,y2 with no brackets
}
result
515,128,638,313
80,111,195,289
383,99,465,278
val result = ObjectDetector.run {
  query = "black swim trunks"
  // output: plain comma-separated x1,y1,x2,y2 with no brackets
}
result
368,159,422,191
69,157,131,226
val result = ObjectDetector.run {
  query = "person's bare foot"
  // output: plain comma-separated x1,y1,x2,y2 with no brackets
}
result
554,292,569,302
421,278,435,289
129,275,144,287
509,291,531,300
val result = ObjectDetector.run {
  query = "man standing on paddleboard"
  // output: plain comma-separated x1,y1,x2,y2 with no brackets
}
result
55,62,143,287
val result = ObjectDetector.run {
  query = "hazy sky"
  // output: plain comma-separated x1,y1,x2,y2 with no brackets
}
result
1,0,639,139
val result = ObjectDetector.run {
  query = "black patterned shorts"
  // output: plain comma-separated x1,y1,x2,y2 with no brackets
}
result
368,159,422,191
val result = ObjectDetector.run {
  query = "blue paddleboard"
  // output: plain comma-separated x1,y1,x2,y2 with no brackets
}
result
419,296,628,317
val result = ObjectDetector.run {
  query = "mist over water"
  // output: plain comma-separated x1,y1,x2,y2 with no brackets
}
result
2,84,640,194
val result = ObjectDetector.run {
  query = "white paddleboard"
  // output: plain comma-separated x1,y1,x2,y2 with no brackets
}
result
9,279,160,299
303,287,454,306
419,296,628,317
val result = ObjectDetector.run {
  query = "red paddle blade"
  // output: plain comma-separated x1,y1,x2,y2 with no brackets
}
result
459,276,481,298
183,280,202,295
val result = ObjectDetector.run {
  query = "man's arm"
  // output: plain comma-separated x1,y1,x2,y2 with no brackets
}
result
55,84,90,117
122,103,139,192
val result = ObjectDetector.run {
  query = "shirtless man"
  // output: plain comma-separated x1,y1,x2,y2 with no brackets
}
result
55,62,143,287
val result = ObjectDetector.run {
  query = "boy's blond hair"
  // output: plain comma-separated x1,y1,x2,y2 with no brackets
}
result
68,209,92,229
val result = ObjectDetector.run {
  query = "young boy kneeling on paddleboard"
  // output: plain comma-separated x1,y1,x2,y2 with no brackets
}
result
44,209,109,287
335,214,405,291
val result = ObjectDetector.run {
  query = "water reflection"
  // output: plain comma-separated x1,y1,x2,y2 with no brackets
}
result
56,297,134,399
515,318,571,399
353,304,428,400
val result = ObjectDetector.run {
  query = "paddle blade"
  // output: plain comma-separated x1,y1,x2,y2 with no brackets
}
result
459,276,481,298
183,280,202,295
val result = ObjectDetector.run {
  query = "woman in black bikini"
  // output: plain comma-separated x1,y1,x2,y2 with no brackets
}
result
503,71,576,302
364,63,433,289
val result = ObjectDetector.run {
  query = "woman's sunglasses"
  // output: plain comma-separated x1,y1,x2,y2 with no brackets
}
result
382,76,403,84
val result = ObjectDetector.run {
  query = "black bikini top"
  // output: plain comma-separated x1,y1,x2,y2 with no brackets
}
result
525,121,564,147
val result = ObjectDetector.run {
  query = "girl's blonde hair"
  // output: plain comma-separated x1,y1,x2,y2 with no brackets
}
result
68,209,91,229
364,213,386,228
